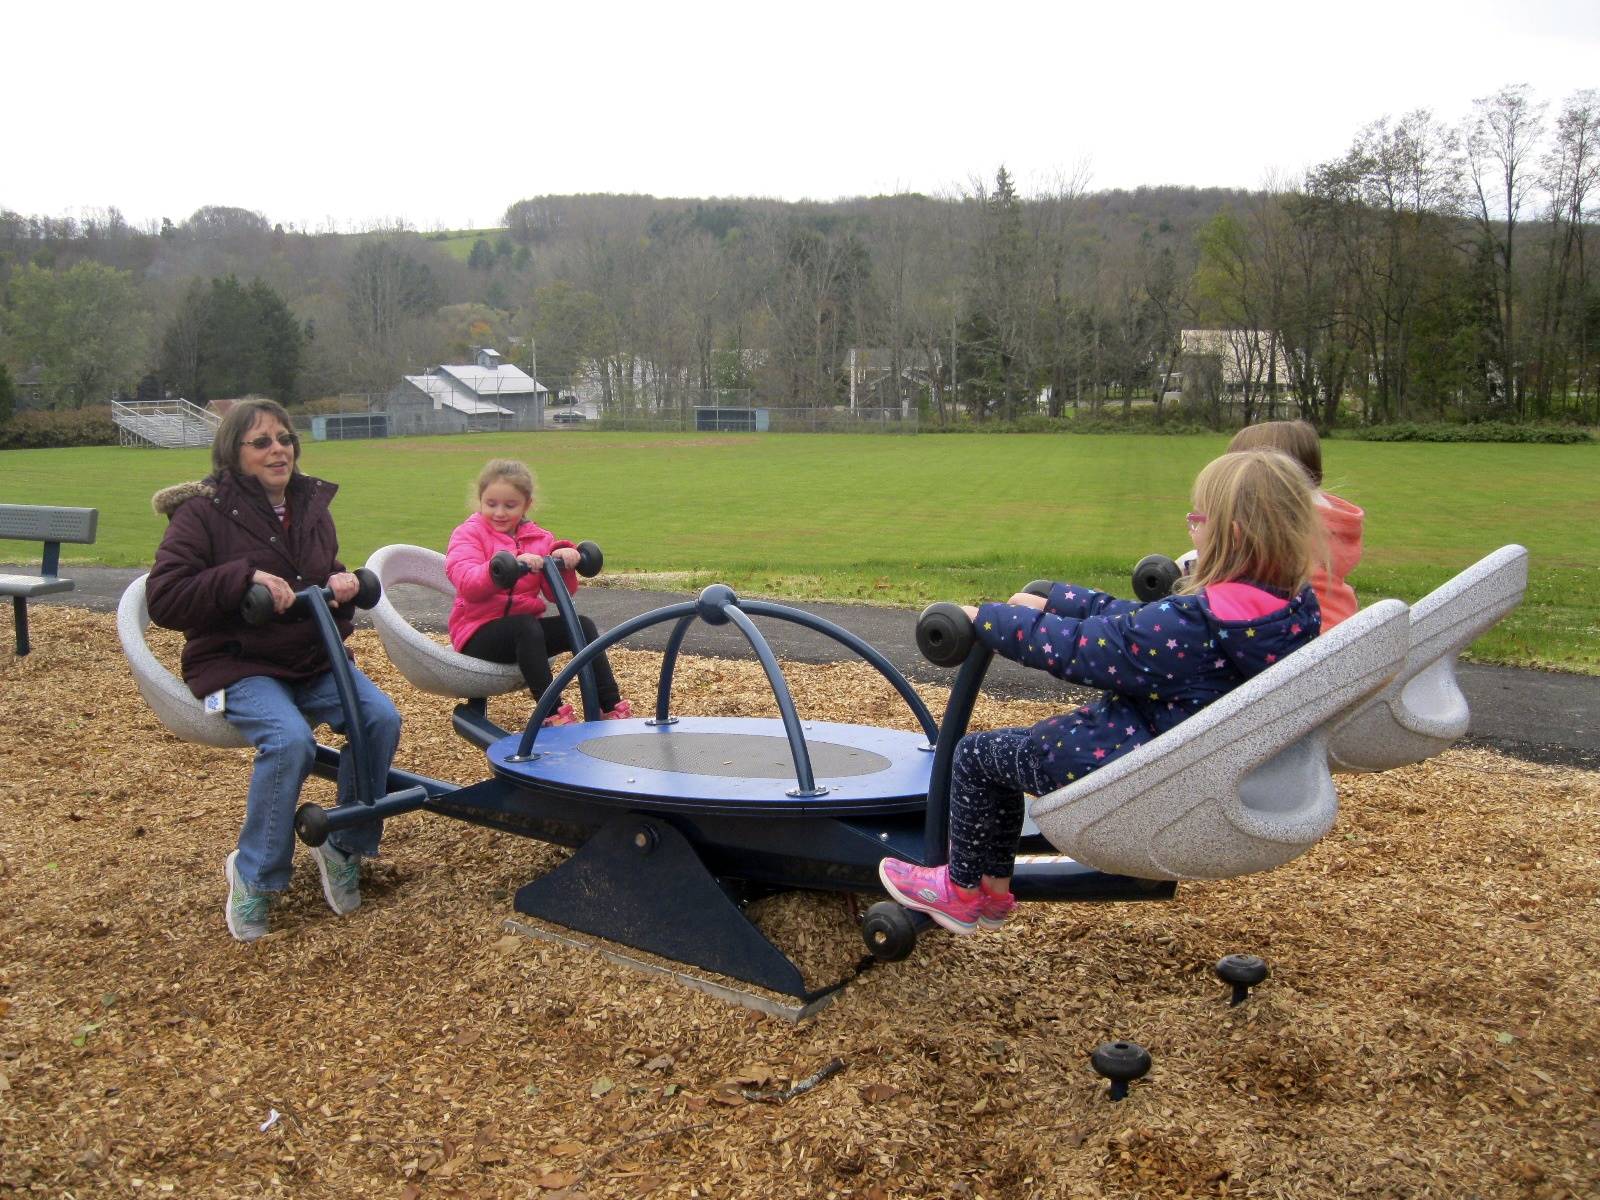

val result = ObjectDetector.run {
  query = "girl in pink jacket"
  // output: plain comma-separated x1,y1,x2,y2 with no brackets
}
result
445,459,630,724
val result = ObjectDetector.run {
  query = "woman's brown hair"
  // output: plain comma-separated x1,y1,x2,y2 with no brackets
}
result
1227,420,1322,486
1175,449,1323,596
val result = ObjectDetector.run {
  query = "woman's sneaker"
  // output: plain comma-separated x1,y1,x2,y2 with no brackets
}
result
602,700,634,720
311,842,362,916
542,703,577,727
877,859,982,935
224,850,271,942
978,888,1017,929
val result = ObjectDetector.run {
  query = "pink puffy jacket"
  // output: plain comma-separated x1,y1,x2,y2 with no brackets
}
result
444,513,579,651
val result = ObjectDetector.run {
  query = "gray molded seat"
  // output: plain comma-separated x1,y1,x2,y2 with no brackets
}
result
116,574,248,749
1029,598,1410,882
1328,545,1528,774
366,544,523,699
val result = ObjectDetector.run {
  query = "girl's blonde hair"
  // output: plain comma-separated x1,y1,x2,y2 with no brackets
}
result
472,458,536,511
1227,420,1323,486
1175,449,1322,596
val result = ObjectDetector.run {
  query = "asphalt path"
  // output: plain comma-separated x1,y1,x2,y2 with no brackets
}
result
26,565,1600,771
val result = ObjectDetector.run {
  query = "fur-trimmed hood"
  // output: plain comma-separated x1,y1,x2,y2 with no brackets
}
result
152,480,215,517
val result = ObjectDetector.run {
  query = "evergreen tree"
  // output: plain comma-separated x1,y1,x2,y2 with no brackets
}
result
0,361,15,424
158,276,303,402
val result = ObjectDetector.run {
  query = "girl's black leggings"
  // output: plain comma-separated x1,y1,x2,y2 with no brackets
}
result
947,727,1057,889
462,614,622,711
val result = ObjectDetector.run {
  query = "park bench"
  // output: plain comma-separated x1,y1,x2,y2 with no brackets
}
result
0,503,99,656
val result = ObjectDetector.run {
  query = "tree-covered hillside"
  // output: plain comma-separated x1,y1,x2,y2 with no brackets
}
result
2,85,1595,426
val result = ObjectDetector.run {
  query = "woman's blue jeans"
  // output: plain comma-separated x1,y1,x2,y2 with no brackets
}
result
223,668,402,892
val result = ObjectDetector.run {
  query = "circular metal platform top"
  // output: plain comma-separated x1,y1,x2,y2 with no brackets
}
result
487,716,936,816
577,730,892,779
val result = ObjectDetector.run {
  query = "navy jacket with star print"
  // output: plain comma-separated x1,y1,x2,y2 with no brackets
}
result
973,580,1321,791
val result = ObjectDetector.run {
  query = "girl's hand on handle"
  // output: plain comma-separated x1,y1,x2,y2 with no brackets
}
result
1008,592,1047,610
326,571,359,607
516,552,544,573
551,547,581,571
251,570,295,614
962,605,980,621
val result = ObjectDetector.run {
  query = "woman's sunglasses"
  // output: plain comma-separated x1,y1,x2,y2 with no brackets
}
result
242,433,299,450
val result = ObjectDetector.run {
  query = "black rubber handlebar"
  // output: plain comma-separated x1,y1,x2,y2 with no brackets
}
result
916,601,976,668
488,540,604,589
241,567,381,626
1131,554,1182,603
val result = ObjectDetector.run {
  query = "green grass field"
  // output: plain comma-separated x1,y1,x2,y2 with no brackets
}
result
4,432,1596,672
425,228,508,262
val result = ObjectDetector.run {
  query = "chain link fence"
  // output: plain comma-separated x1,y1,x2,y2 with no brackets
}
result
287,391,918,438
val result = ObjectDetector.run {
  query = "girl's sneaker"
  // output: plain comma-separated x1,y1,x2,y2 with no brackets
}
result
978,888,1017,929
542,703,576,727
877,859,982,935
602,700,634,720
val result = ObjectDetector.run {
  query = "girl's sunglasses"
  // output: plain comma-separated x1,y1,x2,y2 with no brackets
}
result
242,433,299,450
1186,511,1207,531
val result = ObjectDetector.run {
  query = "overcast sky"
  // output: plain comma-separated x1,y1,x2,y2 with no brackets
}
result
5,0,1597,232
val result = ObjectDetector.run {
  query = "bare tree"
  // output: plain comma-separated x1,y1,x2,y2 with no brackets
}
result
1535,89,1600,417
1465,85,1547,415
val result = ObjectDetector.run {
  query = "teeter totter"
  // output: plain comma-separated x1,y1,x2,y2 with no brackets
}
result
117,544,1527,1010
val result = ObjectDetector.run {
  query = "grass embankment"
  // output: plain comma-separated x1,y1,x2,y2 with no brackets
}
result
425,228,508,262
4,433,1596,672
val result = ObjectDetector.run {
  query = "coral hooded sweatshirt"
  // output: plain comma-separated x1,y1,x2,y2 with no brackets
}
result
1313,492,1364,629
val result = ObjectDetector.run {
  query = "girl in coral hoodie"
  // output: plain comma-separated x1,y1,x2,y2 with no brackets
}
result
1229,420,1363,627
445,459,630,724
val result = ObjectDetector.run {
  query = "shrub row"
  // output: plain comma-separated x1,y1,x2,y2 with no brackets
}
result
0,407,119,450
923,412,1214,435
1341,421,1593,444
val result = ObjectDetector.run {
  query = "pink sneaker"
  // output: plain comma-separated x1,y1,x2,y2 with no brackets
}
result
602,699,633,720
877,859,982,935
978,888,1016,929
542,703,576,727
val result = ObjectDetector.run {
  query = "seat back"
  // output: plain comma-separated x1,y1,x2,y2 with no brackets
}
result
0,503,99,547
1328,545,1528,773
365,544,523,699
1029,599,1410,881
116,574,248,749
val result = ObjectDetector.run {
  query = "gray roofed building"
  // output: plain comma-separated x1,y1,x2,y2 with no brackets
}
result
382,347,546,435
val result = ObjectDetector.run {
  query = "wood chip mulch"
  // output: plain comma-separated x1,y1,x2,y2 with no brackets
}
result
2,607,1597,1199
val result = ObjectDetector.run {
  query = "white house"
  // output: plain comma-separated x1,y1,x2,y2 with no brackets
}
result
1158,329,1295,401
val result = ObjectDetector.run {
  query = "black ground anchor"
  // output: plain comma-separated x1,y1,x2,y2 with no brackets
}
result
1091,1041,1152,1101
1216,954,1269,1005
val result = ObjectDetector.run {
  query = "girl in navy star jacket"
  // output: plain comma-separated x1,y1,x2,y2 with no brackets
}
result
880,449,1325,935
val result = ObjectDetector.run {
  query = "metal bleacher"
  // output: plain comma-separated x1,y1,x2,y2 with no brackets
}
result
112,399,221,448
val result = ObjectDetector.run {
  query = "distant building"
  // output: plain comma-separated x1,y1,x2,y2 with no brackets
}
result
12,364,47,411
384,347,547,434
845,347,939,411
1157,329,1294,402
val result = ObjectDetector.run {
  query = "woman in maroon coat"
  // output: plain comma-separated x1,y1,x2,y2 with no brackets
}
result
147,399,401,942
